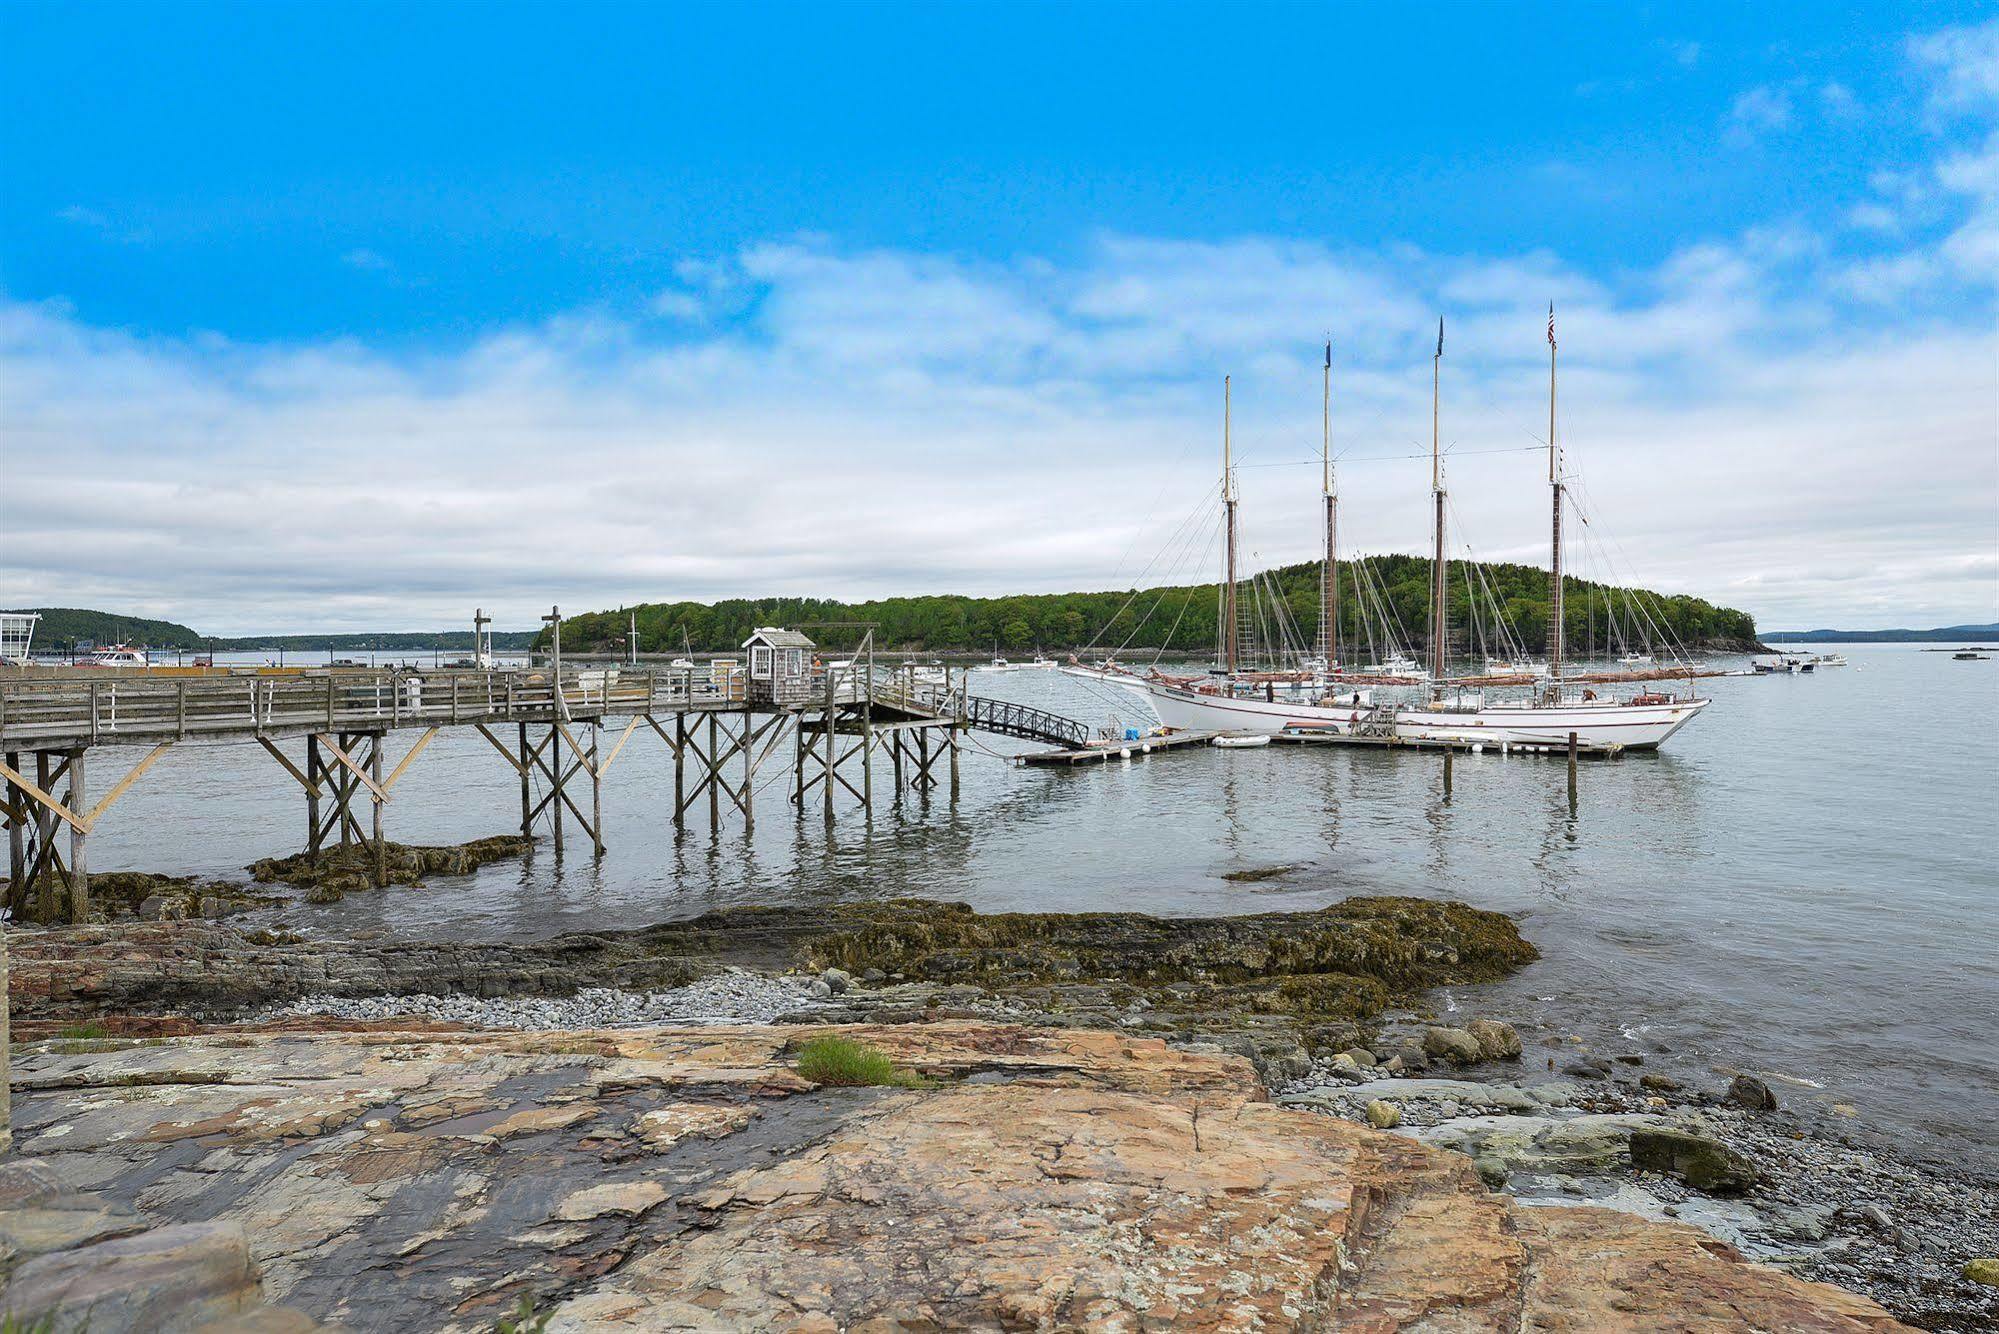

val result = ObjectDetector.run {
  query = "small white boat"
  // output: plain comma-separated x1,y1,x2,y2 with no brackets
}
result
1812,653,1848,668
76,644,149,668
1617,652,1655,666
1211,732,1271,749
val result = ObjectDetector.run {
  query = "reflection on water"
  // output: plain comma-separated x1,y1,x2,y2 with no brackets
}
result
69,645,1999,1167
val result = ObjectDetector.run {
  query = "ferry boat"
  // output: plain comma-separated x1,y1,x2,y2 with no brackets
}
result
1083,317,1709,751
76,644,149,668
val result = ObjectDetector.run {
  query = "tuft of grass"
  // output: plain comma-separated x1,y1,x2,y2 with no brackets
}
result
792,1035,927,1089
495,1294,551,1334
56,1021,109,1040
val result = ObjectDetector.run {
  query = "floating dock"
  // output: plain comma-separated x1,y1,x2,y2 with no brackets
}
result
1270,728,1624,757
1018,730,1221,766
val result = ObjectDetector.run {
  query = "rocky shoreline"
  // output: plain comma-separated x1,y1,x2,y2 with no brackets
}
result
6,895,1992,1329
3,1021,1908,1331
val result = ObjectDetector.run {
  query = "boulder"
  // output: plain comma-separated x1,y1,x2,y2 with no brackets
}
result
1364,1100,1401,1130
1639,1073,1681,1093
1726,1074,1778,1111
1629,1128,1760,1194
1963,1258,1999,1288
1419,1113,1667,1178
1422,1026,1484,1065
821,967,857,995
1465,1019,1522,1061
1,1221,262,1329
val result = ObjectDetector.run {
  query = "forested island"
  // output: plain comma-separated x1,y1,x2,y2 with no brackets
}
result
542,555,1760,656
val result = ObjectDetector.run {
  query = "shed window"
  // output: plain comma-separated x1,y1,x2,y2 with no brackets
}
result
751,646,772,678
783,648,804,676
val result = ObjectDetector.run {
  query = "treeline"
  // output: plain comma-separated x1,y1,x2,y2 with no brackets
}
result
544,556,1759,656
4,607,204,650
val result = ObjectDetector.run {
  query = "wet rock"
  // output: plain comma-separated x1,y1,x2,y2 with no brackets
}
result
1365,1099,1401,1129
1629,1127,1761,1195
1423,1026,1484,1065
1640,1073,1682,1093
1339,1046,1378,1067
1563,1056,1612,1080
1728,1074,1779,1111
1465,1018,1522,1061
1965,1258,1999,1287
821,967,856,995
247,834,533,903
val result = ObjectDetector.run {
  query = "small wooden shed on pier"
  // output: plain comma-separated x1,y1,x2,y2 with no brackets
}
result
742,627,814,706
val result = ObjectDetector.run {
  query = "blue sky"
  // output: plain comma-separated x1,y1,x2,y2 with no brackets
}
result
2,2,1994,633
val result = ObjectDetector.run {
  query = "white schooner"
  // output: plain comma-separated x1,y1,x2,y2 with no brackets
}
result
1076,313,1710,751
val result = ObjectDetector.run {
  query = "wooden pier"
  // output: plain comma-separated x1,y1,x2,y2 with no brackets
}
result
0,652,970,924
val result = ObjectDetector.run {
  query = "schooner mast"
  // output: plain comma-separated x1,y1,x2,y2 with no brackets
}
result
1321,342,1339,672
1547,304,1565,684
1221,375,1240,675
1428,319,1448,686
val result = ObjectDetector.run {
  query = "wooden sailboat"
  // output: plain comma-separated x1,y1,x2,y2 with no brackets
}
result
1112,316,1709,750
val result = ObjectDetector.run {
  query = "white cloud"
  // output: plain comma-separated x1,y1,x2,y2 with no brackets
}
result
1727,85,1795,142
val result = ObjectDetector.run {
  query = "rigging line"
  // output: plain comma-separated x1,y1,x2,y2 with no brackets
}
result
1080,479,1222,654
1110,505,1224,659
1237,443,1545,468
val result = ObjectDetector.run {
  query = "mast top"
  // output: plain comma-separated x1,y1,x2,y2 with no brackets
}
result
1322,340,1333,496
1222,374,1232,502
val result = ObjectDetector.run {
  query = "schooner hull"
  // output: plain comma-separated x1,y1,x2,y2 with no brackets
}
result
1139,680,1707,750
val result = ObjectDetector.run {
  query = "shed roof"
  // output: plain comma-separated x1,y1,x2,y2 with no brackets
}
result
742,627,815,650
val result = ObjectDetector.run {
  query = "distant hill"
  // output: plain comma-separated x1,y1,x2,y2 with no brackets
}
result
1762,624,1999,643
2,608,536,654
4,607,204,650
543,556,1761,656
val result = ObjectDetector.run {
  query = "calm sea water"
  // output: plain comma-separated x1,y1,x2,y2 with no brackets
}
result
72,643,1999,1169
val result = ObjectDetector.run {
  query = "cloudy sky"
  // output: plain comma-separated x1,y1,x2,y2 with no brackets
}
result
1,2,1993,635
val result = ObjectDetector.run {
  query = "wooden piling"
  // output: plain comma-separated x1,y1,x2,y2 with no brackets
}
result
305,735,323,863
1442,740,1453,798
67,747,87,922
743,712,757,830
1567,731,1579,810
590,722,604,855
34,753,54,923
675,713,688,825
5,749,23,896
517,723,531,839
370,735,386,888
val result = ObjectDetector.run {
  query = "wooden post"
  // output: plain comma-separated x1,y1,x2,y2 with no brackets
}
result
5,749,22,898
1,906,9,1151
34,752,54,923
551,727,565,857
590,723,604,856
67,747,87,922
743,711,757,830
861,716,873,814
1442,740,1453,798
337,734,353,854
821,699,835,821
517,722,532,839
674,713,687,826
708,714,722,828
949,726,961,800
305,735,323,863
1567,731,1579,810
370,735,387,888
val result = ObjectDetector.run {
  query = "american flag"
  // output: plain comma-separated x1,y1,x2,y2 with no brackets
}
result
1547,303,1556,349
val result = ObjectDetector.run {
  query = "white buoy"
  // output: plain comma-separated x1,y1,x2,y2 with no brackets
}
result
1472,743,1484,755
1120,748,1132,759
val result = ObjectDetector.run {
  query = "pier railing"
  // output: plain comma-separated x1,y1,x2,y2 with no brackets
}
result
0,667,770,749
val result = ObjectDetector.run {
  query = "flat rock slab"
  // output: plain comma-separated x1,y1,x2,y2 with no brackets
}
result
4,1021,1906,1332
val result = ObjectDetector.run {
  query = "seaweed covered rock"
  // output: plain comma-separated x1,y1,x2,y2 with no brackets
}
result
247,834,531,902
8,871,283,926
